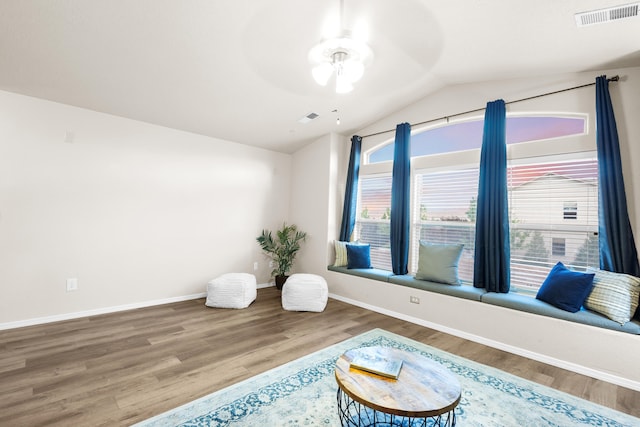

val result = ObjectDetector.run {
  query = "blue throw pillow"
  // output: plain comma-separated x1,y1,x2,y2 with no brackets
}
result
346,244,372,269
536,262,595,313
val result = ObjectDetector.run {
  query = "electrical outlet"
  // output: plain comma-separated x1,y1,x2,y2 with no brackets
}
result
269,260,274,268
253,262,259,271
66,278,78,292
410,296,420,304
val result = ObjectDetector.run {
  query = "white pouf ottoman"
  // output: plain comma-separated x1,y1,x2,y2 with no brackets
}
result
281,273,328,312
205,273,257,309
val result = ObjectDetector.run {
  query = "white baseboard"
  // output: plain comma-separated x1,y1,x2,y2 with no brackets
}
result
0,283,274,331
328,292,640,392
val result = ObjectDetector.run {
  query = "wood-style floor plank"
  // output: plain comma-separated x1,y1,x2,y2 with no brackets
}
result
0,287,638,426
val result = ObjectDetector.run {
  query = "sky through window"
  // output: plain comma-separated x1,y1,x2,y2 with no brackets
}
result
368,116,585,163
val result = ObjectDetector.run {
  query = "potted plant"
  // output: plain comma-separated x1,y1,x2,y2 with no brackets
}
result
256,223,307,290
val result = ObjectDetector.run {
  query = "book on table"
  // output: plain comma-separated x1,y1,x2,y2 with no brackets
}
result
350,353,403,379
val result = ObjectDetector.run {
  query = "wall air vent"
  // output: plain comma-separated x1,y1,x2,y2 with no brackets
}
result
297,112,320,124
575,3,639,26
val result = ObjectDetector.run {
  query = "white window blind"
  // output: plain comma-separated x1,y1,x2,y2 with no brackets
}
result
354,174,392,270
412,168,479,282
508,157,599,292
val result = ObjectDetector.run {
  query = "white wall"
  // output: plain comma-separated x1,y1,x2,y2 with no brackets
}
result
0,90,291,325
290,132,343,275
290,66,640,390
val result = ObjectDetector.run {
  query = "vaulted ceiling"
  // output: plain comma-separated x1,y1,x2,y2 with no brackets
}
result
1,0,638,153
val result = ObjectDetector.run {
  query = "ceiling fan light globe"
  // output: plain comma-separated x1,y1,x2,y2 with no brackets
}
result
342,60,364,83
312,63,333,86
336,73,353,93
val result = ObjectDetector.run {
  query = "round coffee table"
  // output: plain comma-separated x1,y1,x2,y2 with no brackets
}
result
335,346,461,426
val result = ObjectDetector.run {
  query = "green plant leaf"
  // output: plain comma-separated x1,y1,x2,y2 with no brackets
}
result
256,223,307,277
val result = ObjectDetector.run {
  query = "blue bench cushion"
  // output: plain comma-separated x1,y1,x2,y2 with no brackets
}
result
481,291,640,334
327,265,393,282
389,275,486,301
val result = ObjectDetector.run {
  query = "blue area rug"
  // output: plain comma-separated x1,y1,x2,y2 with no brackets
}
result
135,329,638,426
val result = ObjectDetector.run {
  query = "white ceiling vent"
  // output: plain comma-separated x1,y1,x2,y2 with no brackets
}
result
575,3,639,26
297,112,319,124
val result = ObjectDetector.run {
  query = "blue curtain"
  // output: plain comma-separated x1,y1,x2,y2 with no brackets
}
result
595,76,640,276
473,100,511,292
339,135,362,242
391,123,411,275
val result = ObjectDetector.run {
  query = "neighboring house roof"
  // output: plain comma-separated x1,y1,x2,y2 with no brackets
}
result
511,171,597,190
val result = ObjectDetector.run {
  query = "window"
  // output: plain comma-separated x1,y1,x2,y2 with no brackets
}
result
564,202,578,220
412,168,479,282
508,158,599,292
356,112,596,293
552,238,566,256
354,174,392,270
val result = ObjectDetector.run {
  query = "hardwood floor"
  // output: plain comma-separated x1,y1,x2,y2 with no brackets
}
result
1,287,638,426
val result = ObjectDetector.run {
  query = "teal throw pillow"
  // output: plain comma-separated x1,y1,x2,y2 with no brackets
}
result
535,262,595,313
347,243,372,269
415,241,464,285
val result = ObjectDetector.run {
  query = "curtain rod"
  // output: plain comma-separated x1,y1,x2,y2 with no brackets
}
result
361,75,620,139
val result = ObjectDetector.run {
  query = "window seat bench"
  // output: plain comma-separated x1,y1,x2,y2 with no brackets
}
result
327,265,640,335
328,266,485,302
327,265,395,282
389,274,486,302
481,291,640,334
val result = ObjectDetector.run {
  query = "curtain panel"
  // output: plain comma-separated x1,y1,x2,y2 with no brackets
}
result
339,135,363,242
595,76,640,276
391,123,411,275
473,99,511,292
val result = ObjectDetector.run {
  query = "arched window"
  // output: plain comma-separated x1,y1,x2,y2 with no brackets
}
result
367,115,586,164
354,113,597,293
